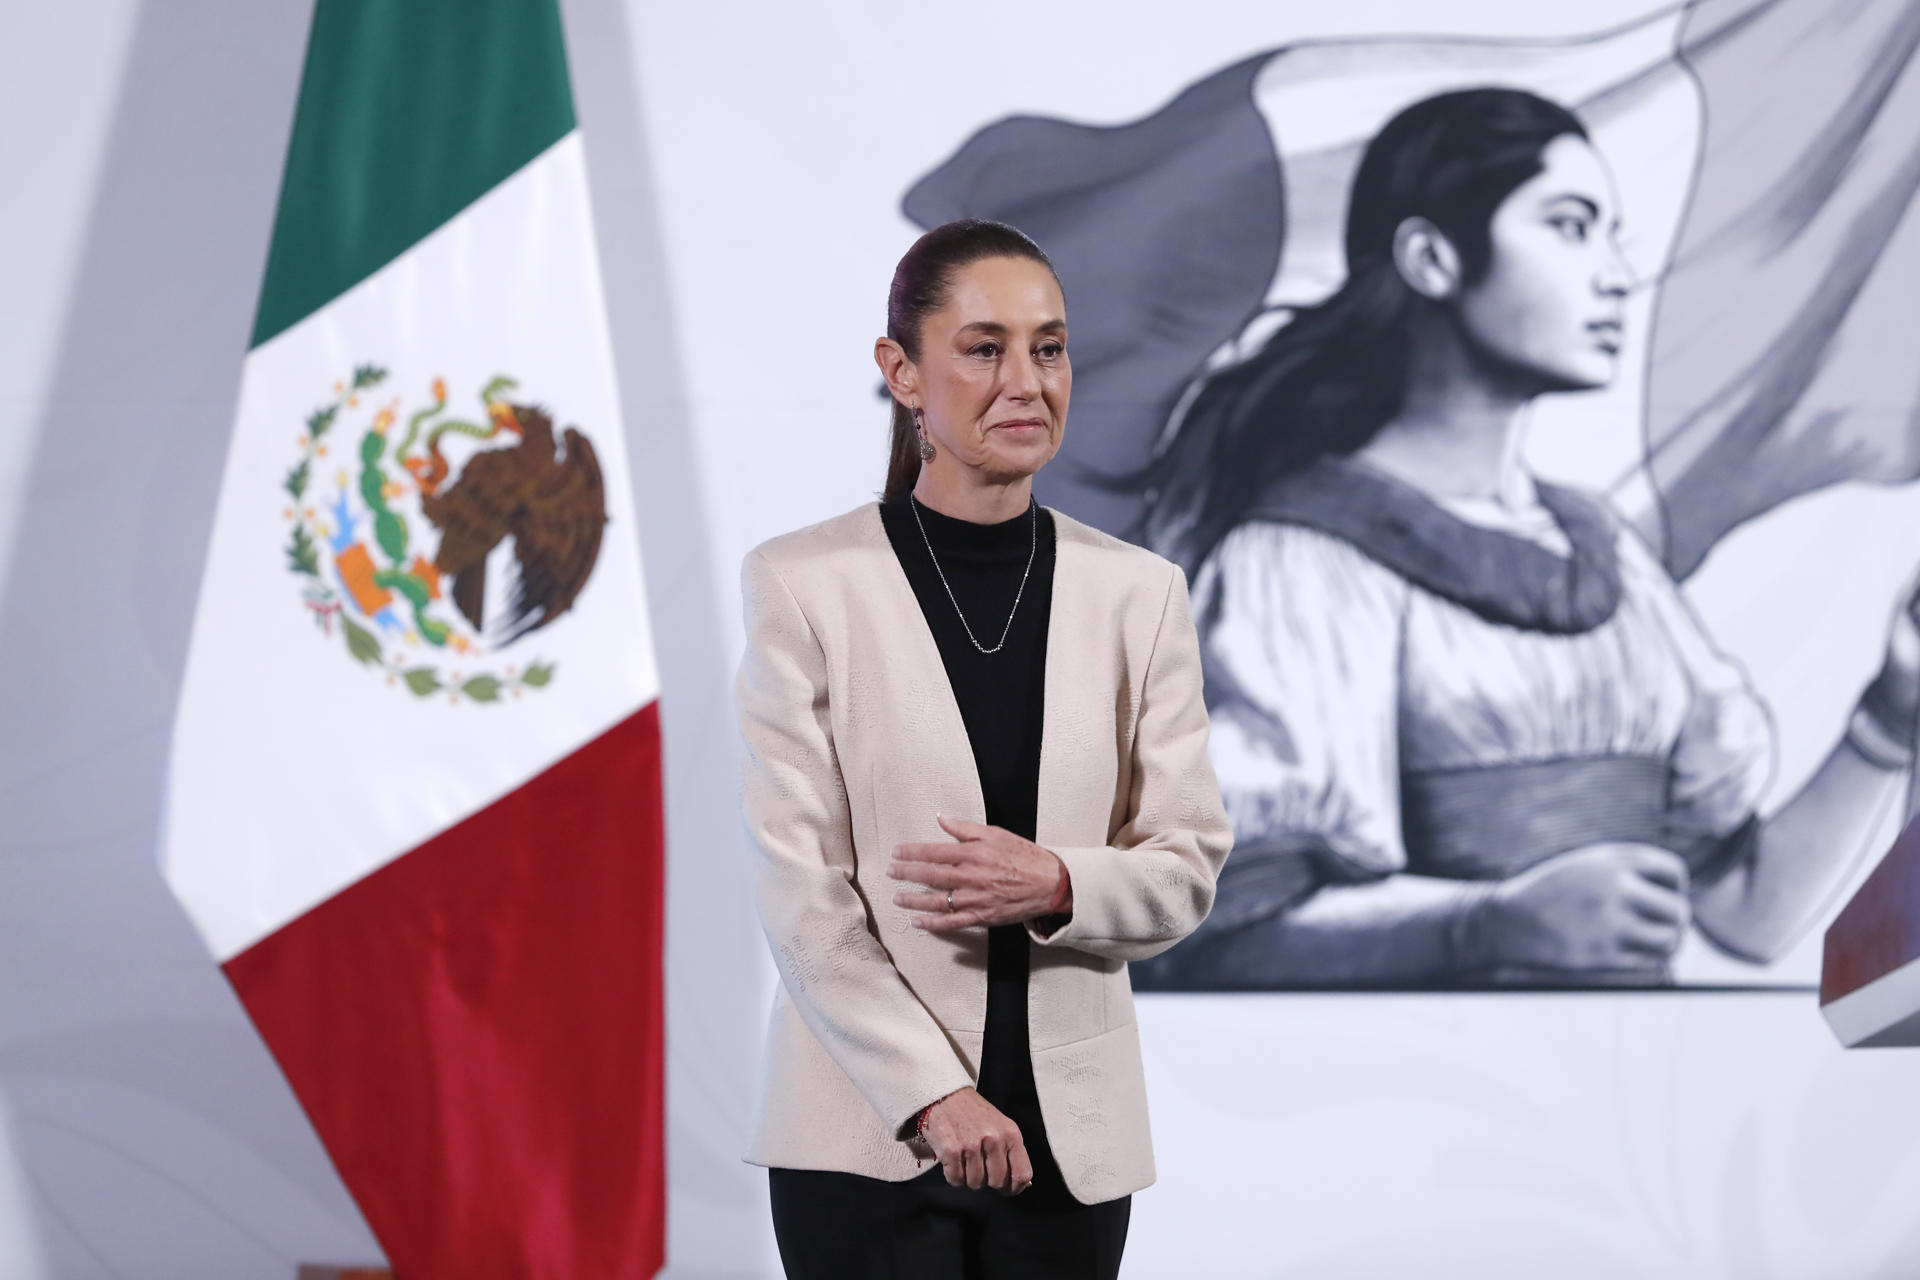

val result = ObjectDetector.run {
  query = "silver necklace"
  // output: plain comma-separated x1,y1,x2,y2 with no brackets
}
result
909,493,1037,655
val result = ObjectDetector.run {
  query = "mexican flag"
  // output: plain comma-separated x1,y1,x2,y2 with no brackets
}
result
160,2,665,1276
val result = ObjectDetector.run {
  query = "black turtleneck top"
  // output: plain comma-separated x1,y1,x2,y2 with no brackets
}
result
877,489,1067,1198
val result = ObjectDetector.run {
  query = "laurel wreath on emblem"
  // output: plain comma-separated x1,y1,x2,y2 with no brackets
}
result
281,364,608,704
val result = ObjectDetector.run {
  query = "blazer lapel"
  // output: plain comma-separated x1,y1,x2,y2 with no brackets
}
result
857,503,986,822
1036,514,1100,852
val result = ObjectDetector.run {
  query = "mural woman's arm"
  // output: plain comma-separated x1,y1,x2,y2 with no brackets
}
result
1168,872,1483,986
1694,636,1920,964
1173,839,1691,987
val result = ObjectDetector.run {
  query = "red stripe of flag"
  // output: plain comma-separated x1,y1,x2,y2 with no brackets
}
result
226,702,666,1278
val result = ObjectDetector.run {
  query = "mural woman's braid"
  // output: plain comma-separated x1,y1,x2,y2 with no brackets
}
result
882,219,1063,503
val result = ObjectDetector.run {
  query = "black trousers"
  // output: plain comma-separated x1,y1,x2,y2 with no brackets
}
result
768,1165,1130,1280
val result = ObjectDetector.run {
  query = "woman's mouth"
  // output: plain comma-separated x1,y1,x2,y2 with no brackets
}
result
1587,318,1623,354
992,419,1047,433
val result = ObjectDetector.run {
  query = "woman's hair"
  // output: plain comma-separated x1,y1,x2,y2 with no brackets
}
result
1129,87,1588,573
881,218,1061,503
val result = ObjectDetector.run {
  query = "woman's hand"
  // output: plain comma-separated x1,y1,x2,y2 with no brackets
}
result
917,1087,1033,1193
1472,842,1691,973
889,814,1068,931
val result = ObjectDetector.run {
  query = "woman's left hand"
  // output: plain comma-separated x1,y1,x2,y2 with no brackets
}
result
890,814,1068,931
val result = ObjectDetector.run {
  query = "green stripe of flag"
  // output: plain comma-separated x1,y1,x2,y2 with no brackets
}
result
251,0,577,348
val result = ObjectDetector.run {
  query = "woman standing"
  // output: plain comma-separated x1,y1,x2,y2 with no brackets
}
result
1128,88,1920,989
737,218,1231,1276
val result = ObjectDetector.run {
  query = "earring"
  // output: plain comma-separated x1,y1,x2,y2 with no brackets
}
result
913,408,935,462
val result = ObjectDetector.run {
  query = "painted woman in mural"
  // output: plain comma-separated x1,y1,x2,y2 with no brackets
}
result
1117,88,1920,989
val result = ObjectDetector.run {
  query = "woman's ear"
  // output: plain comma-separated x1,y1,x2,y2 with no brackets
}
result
874,338,919,407
1392,216,1463,301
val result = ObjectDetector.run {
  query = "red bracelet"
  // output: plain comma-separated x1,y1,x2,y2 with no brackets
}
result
1044,859,1072,915
914,1104,933,1144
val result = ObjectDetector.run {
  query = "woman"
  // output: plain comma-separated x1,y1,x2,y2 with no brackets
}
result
1125,88,1920,990
736,218,1232,1277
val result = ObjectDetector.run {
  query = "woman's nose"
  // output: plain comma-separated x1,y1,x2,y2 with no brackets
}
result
1003,351,1043,399
1596,240,1634,298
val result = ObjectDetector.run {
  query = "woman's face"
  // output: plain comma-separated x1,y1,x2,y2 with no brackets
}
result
909,256,1070,483
1454,134,1632,392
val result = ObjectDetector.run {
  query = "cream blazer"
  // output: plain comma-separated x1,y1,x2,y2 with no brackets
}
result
736,500,1232,1203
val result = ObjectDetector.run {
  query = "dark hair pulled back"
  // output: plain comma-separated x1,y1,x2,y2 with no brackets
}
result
882,218,1060,502
1134,87,1587,573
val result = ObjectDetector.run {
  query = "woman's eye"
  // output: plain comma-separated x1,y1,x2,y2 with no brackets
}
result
1550,217,1590,243
970,343,1001,359
1037,344,1064,360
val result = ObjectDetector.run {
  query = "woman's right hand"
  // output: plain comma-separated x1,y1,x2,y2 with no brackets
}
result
1476,843,1691,973
918,1087,1033,1194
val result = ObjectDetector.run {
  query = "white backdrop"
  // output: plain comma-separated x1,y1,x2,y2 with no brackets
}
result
7,1,1920,1276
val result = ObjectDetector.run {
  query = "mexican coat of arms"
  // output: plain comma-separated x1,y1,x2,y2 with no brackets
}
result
281,365,607,703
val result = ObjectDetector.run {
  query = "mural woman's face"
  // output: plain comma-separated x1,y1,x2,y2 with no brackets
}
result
911,256,1070,483
1454,134,1632,393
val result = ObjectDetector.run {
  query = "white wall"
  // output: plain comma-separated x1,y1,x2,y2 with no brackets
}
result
0,3,383,1275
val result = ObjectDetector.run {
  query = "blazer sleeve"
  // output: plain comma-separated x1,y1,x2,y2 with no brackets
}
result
737,548,975,1137
1030,562,1234,962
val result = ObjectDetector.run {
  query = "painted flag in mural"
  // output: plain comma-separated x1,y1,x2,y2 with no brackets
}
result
1638,0,1920,578
906,0,1920,576
161,3,665,1277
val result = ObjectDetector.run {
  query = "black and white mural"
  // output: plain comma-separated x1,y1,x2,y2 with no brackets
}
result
907,0,1920,989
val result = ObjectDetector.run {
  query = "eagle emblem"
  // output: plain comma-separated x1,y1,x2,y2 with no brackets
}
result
281,365,607,703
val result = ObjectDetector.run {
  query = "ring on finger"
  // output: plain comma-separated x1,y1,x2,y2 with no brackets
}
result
946,887,954,912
